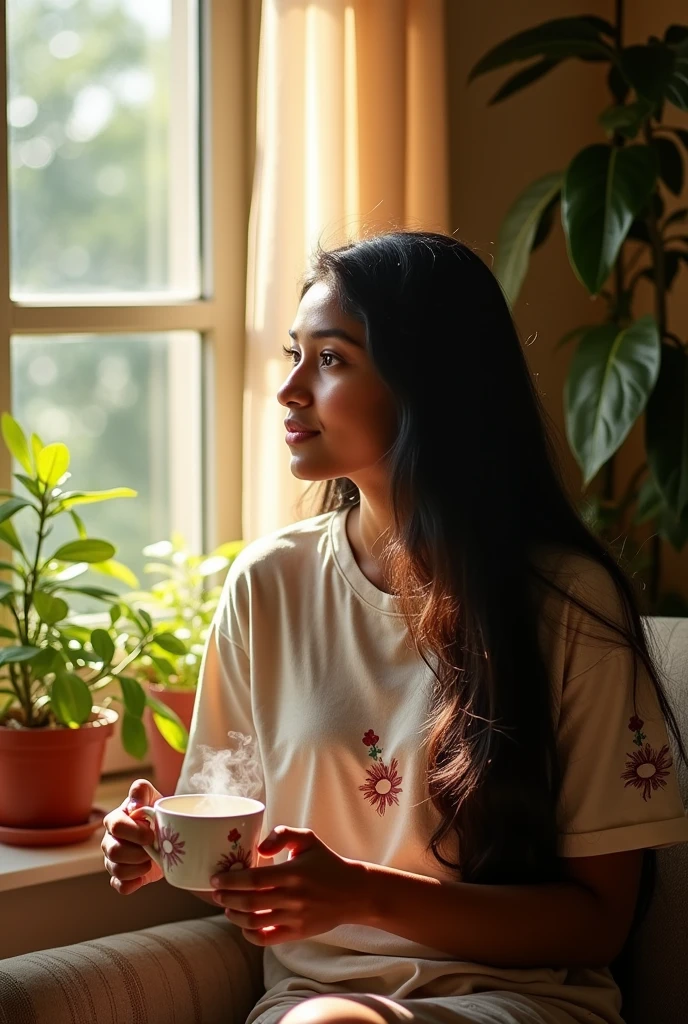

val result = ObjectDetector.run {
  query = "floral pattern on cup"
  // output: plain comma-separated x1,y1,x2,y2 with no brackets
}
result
158,824,186,870
215,827,251,872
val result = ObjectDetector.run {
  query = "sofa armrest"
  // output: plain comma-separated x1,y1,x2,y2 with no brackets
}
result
0,913,265,1024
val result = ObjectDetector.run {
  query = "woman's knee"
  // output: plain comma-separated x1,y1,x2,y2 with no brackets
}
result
280,995,390,1024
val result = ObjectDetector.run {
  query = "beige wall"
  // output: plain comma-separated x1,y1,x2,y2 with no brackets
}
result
446,0,688,604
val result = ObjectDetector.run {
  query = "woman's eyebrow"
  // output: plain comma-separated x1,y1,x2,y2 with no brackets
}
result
288,327,363,348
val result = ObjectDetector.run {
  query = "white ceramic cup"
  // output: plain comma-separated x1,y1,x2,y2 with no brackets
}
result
137,793,265,891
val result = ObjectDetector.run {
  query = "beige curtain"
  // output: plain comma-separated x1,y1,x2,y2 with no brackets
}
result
243,0,450,542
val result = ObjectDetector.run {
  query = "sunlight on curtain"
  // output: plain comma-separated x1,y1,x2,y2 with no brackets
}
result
243,0,449,541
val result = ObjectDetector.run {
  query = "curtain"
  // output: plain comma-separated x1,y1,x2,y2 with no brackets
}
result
243,0,450,542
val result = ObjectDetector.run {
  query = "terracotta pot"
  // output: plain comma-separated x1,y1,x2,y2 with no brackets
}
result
0,707,118,829
144,684,197,796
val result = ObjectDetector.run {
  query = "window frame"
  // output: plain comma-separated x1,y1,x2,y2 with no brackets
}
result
0,0,252,551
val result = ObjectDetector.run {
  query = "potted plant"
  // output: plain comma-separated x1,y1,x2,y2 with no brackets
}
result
0,413,189,837
469,9,688,614
126,533,244,795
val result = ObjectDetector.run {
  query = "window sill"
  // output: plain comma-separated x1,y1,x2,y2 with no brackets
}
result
0,772,139,893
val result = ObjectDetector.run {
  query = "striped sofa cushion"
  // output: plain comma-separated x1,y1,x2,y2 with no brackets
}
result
0,914,265,1024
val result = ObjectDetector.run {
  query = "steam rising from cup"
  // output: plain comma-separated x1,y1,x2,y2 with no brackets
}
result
186,732,263,805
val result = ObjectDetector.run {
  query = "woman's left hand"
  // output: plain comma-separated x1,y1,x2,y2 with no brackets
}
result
210,826,370,945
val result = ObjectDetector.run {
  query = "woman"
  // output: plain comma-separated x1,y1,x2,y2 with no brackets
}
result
103,231,688,1024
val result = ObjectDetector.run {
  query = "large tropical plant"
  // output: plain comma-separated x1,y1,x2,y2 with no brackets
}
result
0,414,188,757
469,9,688,613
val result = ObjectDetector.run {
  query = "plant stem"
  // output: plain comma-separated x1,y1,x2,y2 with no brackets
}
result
24,487,49,643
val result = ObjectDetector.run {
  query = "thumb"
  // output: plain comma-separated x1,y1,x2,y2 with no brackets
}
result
126,778,159,814
258,825,317,857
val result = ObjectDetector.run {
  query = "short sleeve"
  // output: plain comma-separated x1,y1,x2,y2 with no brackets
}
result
175,563,265,805
544,556,688,858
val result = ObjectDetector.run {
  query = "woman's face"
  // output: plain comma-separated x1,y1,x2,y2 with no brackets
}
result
277,279,399,486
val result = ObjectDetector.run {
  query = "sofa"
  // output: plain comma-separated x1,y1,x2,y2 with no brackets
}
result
1,617,687,1024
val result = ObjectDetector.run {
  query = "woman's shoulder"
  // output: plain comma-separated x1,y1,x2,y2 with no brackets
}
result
228,509,337,582
529,543,630,631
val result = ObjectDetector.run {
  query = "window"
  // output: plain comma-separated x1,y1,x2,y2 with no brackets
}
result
1,0,249,591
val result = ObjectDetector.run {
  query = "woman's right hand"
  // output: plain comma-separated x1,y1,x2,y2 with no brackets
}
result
102,778,165,894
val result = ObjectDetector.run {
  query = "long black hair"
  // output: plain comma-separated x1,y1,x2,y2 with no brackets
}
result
295,230,685,953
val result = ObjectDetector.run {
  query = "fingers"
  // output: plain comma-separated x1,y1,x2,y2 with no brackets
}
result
109,875,146,896
104,856,153,882
101,830,152,865
126,778,162,811
224,908,293,930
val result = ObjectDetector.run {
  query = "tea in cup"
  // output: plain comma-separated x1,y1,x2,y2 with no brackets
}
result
136,793,265,891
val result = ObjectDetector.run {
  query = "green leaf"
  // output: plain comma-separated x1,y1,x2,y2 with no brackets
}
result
50,673,93,729
51,539,116,564
153,632,187,656
634,474,665,524
646,344,688,518
36,443,70,488
468,17,613,81
487,57,561,105
0,497,32,526
90,628,115,664
652,136,684,195
14,474,42,499
29,646,61,678
565,315,661,485
33,590,69,625
0,581,13,603
494,172,563,305
147,693,189,754
598,98,655,139
30,433,43,469
562,143,659,295
57,488,137,509
121,709,148,759
142,540,174,557
55,584,119,602
109,603,121,628
0,625,17,639
0,645,41,668
665,33,688,111
90,559,138,588
1,415,33,476
138,608,153,633
619,44,675,102
556,324,598,350
119,675,146,717
607,63,630,104
0,519,24,558
69,509,87,539
197,555,230,578
149,654,175,678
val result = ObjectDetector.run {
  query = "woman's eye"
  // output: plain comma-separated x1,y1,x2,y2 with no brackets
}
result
281,345,339,368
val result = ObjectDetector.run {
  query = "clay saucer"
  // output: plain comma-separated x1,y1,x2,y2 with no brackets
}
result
0,808,107,848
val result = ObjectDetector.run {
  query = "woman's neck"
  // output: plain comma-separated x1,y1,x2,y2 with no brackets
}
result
345,499,396,595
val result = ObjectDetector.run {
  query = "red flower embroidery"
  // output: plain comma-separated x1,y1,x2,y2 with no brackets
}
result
621,743,672,801
227,828,241,844
359,756,404,816
362,730,379,747
628,715,647,747
216,847,251,872
157,824,186,870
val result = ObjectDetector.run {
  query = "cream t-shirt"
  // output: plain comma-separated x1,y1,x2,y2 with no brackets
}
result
176,506,688,1024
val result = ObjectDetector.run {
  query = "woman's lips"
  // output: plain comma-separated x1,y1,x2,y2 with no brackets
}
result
285,429,320,445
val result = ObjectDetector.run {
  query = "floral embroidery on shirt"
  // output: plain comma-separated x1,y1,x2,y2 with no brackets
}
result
358,728,403,816
215,827,251,872
621,717,672,801
628,715,647,746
